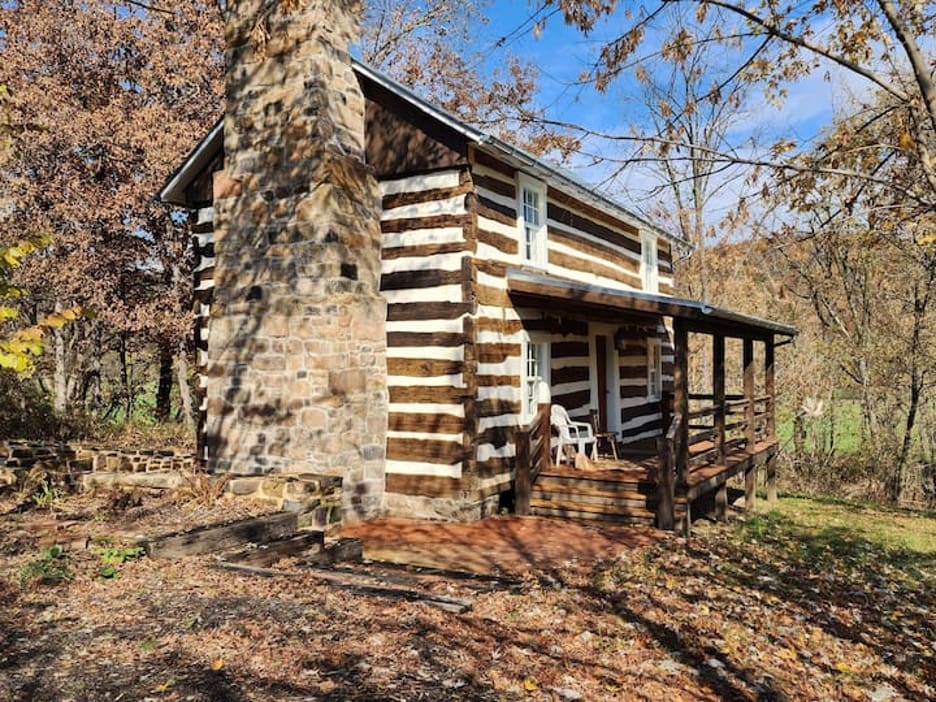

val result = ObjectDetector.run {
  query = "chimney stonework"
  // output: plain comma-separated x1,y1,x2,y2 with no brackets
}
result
206,1,387,521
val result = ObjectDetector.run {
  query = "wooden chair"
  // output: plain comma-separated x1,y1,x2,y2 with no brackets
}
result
550,405,596,465
589,409,619,460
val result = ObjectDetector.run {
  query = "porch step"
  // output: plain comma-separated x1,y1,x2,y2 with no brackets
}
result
536,471,656,494
529,503,657,526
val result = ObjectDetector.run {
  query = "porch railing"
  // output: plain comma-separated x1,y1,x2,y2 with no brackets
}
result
515,402,551,516
656,412,682,530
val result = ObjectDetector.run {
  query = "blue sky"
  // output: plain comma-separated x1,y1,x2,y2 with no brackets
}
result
465,2,862,226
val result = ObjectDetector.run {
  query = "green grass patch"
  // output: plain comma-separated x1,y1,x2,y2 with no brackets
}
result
764,495,936,555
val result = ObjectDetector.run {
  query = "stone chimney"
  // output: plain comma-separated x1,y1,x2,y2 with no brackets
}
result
206,1,387,520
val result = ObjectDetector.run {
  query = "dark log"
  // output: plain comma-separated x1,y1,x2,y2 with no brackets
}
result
145,512,298,559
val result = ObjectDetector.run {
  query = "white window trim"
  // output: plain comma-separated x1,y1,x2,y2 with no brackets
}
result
521,333,550,423
517,173,547,268
640,231,659,293
647,338,662,400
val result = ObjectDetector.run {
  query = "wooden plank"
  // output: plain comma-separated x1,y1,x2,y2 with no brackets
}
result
549,227,640,275
477,226,518,255
471,147,515,178
387,358,464,377
145,512,298,559
551,340,589,358
387,437,466,464
386,301,471,321
387,331,468,348
475,283,511,307
474,172,515,199
673,319,689,487
380,213,470,233
382,183,471,210
476,342,520,364
388,412,466,433
301,566,473,614
548,186,639,237
222,531,325,568
743,337,756,452
713,333,726,463
380,268,462,291
476,374,520,387
389,385,470,403
381,241,467,260
546,202,640,254
765,335,776,440
515,427,532,515
548,248,639,287
476,197,515,226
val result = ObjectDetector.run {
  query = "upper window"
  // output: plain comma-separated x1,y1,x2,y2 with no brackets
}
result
518,174,547,267
641,232,659,293
647,338,662,400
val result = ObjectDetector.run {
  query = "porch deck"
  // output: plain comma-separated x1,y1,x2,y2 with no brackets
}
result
529,440,778,531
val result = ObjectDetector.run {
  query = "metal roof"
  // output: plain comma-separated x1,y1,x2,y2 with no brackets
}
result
158,60,685,249
507,268,797,338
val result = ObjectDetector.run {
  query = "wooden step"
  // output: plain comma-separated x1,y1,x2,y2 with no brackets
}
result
529,504,656,525
529,496,655,520
531,488,651,511
535,473,655,494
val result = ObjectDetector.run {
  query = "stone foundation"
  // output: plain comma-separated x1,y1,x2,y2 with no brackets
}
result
384,492,503,522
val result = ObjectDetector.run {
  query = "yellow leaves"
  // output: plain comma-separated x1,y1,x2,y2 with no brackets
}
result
898,131,914,150
210,657,225,671
522,676,538,692
153,678,175,693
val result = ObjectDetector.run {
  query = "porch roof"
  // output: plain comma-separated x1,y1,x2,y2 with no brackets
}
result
506,269,796,339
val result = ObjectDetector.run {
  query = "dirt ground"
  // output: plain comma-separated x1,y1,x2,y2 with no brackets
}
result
0,488,933,701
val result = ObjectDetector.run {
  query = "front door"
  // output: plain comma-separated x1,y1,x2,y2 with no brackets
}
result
596,334,608,431
590,324,620,434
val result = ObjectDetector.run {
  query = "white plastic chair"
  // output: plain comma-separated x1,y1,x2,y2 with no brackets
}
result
550,405,596,465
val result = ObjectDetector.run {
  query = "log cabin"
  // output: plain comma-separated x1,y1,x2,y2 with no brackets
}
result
160,54,794,532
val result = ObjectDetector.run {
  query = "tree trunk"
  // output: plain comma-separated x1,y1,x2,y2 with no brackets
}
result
176,338,195,431
119,335,134,421
53,301,67,415
155,340,173,422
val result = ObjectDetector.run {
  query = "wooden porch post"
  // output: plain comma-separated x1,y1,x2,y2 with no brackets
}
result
673,319,690,488
765,337,777,504
515,426,531,516
538,401,552,470
743,336,756,512
713,333,726,465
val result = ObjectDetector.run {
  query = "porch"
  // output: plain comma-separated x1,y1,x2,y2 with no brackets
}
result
508,270,795,533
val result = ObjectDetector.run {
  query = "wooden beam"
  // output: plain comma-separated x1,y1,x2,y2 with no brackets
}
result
145,512,298,559
743,337,756,453
673,318,690,487
713,334,726,464
765,335,776,441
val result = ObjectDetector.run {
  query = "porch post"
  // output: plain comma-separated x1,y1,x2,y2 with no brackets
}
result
743,336,756,512
765,336,777,504
713,333,726,465
673,319,689,487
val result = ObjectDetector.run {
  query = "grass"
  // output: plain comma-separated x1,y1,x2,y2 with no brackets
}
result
777,398,864,455
764,494,936,554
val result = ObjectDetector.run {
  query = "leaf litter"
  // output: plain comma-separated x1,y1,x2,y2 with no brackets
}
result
0,490,932,700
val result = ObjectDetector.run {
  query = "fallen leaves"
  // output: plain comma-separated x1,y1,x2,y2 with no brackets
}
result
0,492,932,701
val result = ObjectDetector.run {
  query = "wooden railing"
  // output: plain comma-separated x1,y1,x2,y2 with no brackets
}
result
656,412,682,530
684,393,774,462
515,402,551,515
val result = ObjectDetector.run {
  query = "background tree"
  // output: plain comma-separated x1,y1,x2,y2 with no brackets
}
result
0,0,224,428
